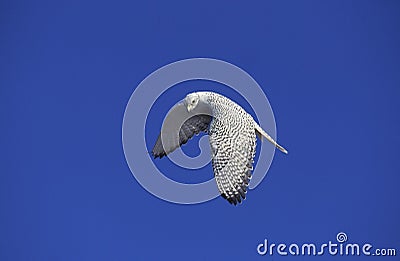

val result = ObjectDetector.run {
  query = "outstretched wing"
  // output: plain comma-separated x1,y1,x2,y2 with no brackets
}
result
209,117,257,205
152,102,212,158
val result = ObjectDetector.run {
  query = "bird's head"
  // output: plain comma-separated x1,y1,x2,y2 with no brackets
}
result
185,93,200,112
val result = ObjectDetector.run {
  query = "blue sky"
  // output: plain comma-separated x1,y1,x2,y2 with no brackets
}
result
1,0,399,260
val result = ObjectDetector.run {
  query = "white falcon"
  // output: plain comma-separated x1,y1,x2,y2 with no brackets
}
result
152,91,287,205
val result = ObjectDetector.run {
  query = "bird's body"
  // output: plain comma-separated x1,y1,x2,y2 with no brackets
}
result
152,91,287,205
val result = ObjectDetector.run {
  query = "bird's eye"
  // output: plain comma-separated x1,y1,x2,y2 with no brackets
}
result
191,100,195,104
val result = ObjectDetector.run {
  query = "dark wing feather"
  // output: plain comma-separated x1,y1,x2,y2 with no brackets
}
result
152,102,212,158
209,118,256,205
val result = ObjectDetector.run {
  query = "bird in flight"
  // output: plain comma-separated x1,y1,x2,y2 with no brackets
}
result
152,91,287,205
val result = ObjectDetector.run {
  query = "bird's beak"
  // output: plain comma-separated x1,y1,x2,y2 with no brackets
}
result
186,104,193,112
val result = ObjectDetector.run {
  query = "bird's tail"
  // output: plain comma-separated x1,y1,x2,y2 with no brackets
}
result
255,124,288,154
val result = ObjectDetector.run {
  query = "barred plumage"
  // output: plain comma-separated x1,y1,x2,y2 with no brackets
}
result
152,91,287,205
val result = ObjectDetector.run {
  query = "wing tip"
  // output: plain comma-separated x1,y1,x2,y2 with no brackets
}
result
151,150,166,159
222,192,246,206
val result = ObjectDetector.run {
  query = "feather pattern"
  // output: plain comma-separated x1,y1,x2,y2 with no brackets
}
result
152,91,287,205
